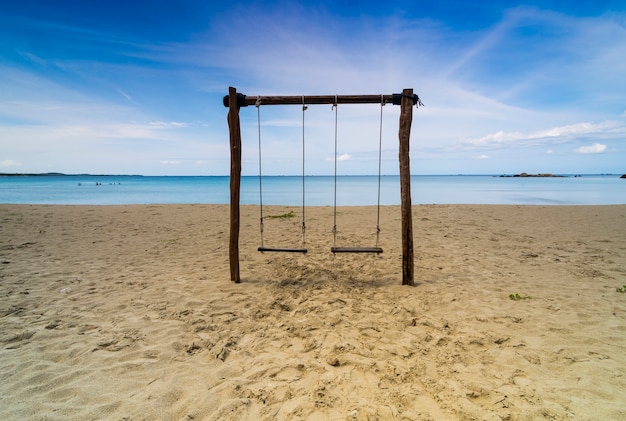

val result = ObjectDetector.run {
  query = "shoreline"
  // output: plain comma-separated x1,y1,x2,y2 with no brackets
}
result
1,204,625,420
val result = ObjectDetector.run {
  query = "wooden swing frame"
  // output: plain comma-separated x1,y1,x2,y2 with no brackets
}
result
225,87,419,286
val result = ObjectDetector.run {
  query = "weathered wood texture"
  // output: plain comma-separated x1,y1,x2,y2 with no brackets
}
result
258,247,308,253
398,88,415,286
331,247,383,254
242,95,393,106
228,87,242,283
223,94,420,107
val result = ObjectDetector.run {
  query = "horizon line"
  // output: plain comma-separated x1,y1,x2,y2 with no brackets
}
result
2,172,623,177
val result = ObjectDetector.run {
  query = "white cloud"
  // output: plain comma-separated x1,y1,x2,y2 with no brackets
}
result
0,159,21,167
546,149,553,154
325,153,352,162
575,143,606,154
530,122,610,139
469,130,524,146
337,153,351,161
477,154,489,159
159,160,181,165
149,121,189,128
464,121,623,149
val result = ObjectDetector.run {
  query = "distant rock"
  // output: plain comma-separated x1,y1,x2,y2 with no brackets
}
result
500,172,566,178
621,174,626,179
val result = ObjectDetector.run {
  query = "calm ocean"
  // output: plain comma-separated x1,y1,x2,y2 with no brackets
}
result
0,175,624,206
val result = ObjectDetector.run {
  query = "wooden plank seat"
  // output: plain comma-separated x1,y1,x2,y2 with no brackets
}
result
331,247,383,254
258,247,308,253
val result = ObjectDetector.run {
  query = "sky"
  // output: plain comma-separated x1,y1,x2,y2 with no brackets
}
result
1,0,625,176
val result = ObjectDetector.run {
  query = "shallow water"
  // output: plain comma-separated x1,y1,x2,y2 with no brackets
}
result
1,174,624,205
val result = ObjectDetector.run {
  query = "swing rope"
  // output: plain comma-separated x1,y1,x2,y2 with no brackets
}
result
376,94,385,248
256,98,264,248
301,96,307,246
332,96,338,247
331,96,384,254
256,97,308,253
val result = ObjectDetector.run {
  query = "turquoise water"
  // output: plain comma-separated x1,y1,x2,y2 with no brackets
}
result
0,175,624,205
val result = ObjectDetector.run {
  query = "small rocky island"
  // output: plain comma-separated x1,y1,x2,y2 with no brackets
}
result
499,172,567,178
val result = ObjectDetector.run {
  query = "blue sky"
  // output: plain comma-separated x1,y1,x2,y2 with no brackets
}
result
1,0,625,175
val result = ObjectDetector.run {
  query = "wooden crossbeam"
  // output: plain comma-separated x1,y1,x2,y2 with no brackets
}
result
223,93,421,107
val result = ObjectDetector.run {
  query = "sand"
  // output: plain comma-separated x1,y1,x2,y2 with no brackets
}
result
1,204,625,420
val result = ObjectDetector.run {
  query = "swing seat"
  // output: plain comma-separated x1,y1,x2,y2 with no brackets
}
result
258,247,308,254
331,247,383,254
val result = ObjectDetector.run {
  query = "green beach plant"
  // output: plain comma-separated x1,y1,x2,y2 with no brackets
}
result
509,293,531,301
616,285,626,293
266,211,296,219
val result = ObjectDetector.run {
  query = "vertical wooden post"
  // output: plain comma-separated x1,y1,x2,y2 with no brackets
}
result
399,88,415,286
228,87,242,283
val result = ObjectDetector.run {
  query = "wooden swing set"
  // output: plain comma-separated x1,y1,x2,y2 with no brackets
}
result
224,87,421,285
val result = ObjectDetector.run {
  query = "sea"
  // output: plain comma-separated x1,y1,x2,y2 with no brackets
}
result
0,175,625,206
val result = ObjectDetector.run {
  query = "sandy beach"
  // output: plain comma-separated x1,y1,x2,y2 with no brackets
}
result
1,204,625,420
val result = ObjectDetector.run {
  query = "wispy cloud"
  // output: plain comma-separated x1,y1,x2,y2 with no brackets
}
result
326,153,352,162
149,121,189,129
575,143,607,154
117,89,133,102
38,121,192,142
0,159,21,167
444,8,522,79
462,120,624,149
